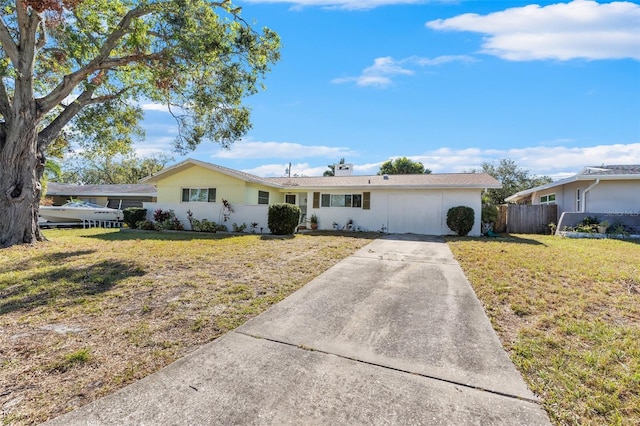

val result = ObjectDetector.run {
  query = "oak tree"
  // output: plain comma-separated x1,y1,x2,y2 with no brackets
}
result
378,157,431,175
0,0,280,247
481,159,552,204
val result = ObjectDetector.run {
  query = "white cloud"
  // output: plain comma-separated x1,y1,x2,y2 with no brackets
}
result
332,55,475,88
414,55,477,66
411,143,640,179
133,136,178,158
241,0,431,11
235,143,640,178
242,163,328,177
212,140,357,159
427,0,640,61
140,103,171,112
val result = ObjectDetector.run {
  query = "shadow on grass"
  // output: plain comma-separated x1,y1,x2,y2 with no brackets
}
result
2,249,98,274
84,229,382,242
610,237,640,246
83,229,243,242
0,260,145,315
299,230,381,241
445,234,548,246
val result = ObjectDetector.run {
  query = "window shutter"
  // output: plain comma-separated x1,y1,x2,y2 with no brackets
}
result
313,192,320,209
182,188,189,202
363,192,371,210
208,188,216,202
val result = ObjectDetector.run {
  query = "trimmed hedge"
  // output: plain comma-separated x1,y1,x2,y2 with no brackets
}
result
268,203,301,235
447,206,475,236
123,207,147,229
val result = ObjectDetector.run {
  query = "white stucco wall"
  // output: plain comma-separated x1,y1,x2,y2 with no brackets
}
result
145,188,485,236
585,180,640,214
535,180,640,216
304,188,483,236
143,202,271,232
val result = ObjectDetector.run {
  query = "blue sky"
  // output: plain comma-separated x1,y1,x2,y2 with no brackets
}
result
136,0,640,180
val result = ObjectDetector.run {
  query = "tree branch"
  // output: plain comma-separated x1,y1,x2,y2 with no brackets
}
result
37,85,129,152
35,14,47,52
36,5,155,117
37,86,97,151
15,1,40,73
0,16,19,65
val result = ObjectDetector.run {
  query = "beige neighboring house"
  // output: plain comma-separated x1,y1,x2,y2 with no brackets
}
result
45,182,157,209
140,158,501,236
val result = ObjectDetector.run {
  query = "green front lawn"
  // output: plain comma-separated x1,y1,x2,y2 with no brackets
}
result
447,235,640,426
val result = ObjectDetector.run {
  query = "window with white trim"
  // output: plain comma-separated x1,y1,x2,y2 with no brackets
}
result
182,188,216,202
258,191,269,205
576,189,581,211
540,194,556,205
320,193,363,208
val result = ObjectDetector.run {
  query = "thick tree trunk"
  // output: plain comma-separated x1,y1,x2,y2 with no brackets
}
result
0,122,45,248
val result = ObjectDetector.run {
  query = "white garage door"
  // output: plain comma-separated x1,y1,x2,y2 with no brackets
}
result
387,193,443,235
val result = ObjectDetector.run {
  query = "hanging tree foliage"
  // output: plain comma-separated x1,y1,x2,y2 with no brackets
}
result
0,0,280,248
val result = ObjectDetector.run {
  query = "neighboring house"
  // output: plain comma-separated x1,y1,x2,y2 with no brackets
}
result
505,165,640,230
45,182,157,209
140,158,501,236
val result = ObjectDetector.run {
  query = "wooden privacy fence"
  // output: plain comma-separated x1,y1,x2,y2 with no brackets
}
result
495,204,557,234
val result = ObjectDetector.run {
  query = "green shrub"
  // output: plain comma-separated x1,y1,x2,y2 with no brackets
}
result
232,222,247,233
447,206,475,236
123,207,147,229
199,219,219,232
136,220,156,230
268,203,301,235
481,204,498,225
187,210,218,232
154,209,183,231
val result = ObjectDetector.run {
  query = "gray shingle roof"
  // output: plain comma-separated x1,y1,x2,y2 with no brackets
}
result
580,165,640,175
140,158,501,190
47,183,157,197
267,173,501,189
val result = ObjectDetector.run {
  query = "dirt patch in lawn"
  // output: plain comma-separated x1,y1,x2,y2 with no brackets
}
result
0,229,377,425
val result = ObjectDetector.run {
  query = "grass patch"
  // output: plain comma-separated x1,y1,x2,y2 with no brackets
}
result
49,349,92,373
447,235,640,426
0,228,376,425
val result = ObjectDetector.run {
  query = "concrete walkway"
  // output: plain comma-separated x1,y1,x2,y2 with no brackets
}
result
45,235,550,425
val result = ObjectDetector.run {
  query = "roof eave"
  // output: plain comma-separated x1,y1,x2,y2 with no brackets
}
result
279,184,501,191
576,174,640,181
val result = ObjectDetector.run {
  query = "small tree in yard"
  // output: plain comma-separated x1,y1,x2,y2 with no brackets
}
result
447,206,475,236
268,203,300,235
0,0,280,248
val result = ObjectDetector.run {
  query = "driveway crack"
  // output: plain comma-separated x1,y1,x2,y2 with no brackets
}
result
233,330,542,406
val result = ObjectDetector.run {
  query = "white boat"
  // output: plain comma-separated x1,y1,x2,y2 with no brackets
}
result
39,201,122,223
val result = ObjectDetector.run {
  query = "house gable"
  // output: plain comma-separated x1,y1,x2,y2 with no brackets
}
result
156,164,249,205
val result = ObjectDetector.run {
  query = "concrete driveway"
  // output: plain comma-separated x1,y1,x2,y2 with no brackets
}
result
45,234,550,425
